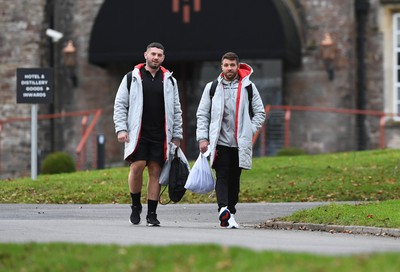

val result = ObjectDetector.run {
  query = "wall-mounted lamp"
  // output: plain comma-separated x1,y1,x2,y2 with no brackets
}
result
320,33,335,81
62,40,78,87
62,40,77,67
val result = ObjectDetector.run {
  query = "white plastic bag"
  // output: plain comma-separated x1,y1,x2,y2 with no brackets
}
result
184,151,215,194
159,143,177,186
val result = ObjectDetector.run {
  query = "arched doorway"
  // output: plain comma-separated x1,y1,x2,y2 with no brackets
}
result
89,0,301,158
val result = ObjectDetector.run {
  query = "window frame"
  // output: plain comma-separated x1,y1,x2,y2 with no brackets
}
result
393,13,400,117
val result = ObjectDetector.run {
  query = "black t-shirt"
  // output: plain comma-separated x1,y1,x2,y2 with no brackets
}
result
140,66,165,143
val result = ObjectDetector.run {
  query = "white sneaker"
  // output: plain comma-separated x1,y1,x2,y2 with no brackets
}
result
227,214,239,229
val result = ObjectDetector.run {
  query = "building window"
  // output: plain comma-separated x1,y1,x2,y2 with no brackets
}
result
393,13,400,116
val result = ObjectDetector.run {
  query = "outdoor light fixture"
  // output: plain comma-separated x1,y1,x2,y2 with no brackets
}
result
62,40,77,67
62,40,78,86
320,32,335,81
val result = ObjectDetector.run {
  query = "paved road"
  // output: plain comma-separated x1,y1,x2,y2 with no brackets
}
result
1,203,399,255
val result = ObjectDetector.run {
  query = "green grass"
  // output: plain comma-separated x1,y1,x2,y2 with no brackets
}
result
281,199,400,228
1,149,400,204
246,149,400,203
0,243,400,272
0,169,129,204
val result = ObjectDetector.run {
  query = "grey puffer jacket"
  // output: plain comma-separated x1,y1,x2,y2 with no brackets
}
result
113,64,183,161
196,63,266,169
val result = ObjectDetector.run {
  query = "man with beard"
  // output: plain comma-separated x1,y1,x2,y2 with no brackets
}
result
196,52,266,228
113,42,183,226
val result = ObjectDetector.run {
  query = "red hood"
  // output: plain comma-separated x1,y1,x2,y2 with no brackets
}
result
134,63,169,74
237,63,252,79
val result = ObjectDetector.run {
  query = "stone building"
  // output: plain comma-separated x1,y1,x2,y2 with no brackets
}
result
0,0,399,179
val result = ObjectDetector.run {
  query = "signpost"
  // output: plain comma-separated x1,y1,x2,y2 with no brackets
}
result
16,68,53,180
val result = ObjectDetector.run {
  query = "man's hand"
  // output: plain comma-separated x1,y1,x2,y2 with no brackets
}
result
199,140,209,153
172,138,181,148
117,131,129,143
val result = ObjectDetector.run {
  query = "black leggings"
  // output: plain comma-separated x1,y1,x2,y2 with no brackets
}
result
213,145,242,214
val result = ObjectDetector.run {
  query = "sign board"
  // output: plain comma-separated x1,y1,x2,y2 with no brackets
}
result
16,68,53,104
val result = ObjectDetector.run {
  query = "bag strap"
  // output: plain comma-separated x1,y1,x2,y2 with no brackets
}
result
158,186,171,205
247,84,254,118
126,71,132,91
209,79,219,99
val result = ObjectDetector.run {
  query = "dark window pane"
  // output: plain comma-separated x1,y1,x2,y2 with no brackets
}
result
398,52,400,66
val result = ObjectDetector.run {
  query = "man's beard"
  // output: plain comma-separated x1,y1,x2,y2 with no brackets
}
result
224,71,238,81
147,61,161,70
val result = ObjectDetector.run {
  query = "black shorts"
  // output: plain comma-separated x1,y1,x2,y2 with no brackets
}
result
125,138,164,167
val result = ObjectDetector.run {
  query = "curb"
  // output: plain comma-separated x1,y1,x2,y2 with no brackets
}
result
258,221,400,237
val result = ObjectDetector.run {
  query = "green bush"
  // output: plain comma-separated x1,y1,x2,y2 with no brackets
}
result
276,147,305,156
41,152,76,174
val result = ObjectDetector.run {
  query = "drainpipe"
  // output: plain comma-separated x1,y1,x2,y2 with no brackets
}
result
355,0,370,150
46,0,55,152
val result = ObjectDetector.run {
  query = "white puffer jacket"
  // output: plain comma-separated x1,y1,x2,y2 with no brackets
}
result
196,63,265,169
113,64,183,161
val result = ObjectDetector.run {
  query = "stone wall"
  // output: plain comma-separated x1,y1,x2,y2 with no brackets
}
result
0,0,47,177
284,0,384,153
0,0,113,179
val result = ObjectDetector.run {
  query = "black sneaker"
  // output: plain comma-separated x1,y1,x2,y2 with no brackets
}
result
129,205,142,225
146,212,160,226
